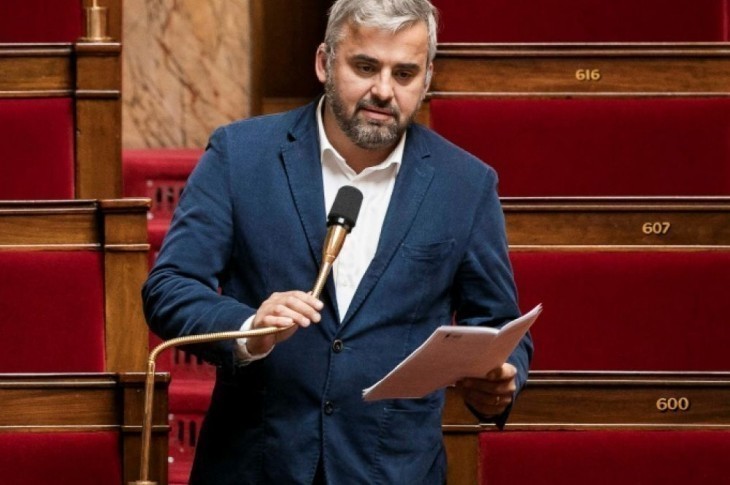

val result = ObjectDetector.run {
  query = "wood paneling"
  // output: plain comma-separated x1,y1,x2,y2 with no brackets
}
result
511,373,730,429
443,372,730,431
0,375,117,429
0,45,73,96
75,42,122,199
0,200,150,371
502,197,730,249
1,41,122,199
0,373,169,484
0,200,98,248
101,200,151,372
432,44,730,97
120,373,170,485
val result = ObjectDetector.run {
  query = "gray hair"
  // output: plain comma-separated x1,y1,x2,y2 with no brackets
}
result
324,0,439,66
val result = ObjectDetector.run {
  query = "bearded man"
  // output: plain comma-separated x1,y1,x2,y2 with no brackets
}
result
143,1,533,483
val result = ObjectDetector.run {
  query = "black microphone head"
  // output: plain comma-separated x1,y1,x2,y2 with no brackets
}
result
327,185,363,230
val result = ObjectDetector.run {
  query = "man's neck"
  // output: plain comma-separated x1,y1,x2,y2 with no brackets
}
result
322,104,398,174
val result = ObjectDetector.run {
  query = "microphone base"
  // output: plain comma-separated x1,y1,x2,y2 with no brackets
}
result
129,481,157,485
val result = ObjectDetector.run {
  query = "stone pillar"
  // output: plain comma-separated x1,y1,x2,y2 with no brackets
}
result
122,0,252,148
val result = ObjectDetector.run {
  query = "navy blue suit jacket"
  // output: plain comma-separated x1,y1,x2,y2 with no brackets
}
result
143,100,533,484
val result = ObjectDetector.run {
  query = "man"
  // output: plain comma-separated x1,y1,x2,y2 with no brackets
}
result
143,0,533,483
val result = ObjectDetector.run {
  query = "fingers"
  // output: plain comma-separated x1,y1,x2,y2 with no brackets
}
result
486,363,517,382
457,363,518,417
253,291,323,330
457,382,513,417
246,291,323,356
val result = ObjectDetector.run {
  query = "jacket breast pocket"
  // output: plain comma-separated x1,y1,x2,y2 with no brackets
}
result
400,239,455,263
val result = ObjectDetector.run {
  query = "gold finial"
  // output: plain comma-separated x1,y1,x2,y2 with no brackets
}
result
81,0,112,42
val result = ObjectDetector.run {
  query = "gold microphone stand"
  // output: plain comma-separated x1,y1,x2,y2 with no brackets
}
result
131,274,333,484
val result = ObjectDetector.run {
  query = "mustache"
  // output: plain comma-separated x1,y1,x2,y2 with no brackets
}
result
356,98,400,118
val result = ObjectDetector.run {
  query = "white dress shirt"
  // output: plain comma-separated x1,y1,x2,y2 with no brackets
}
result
236,98,404,360
318,98,403,318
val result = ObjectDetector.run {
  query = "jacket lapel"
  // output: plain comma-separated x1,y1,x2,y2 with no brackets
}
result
280,102,342,321
341,129,435,325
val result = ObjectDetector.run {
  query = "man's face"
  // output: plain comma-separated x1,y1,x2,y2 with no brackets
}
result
317,21,431,150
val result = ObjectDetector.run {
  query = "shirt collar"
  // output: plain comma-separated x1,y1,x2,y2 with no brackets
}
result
316,97,404,179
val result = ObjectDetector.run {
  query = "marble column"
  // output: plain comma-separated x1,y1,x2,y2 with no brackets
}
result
123,0,252,148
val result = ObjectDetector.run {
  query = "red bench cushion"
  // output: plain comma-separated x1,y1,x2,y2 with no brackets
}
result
430,98,730,197
123,149,200,200
123,149,201,260
168,404,207,485
479,430,730,484
0,99,75,200
433,0,729,42
0,251,105,372
0,0,82,42
511,251,730,371
0,432,121,484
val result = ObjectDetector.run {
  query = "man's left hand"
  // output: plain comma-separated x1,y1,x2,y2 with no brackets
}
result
456,363,518,418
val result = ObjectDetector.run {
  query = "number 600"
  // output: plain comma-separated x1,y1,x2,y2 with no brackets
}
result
656,397,690,412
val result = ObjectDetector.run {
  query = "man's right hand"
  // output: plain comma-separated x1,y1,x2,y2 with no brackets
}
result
246,291,323,355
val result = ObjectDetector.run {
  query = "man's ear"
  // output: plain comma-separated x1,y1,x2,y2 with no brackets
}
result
315,43,328,84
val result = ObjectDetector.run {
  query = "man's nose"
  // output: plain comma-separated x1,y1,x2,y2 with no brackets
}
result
370,71,395,101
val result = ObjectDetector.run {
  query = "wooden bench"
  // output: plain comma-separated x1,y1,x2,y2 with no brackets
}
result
0,199,166,484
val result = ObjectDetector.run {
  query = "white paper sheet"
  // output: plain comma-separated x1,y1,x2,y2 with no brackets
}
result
362,304,542,401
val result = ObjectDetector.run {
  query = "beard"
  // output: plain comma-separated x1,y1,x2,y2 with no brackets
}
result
324,74,421,150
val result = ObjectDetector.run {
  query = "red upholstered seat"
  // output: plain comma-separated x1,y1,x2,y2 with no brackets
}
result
168,408,206,485
0,432,121,484
123,149,202,261
479,430,729,484
511,251,730,371
125,149,208,483
169,364,215,485
0,251,105,372
430,98,730,197
123,149,201,204
432,0,730,43
0,0,82,42
0,99,75,200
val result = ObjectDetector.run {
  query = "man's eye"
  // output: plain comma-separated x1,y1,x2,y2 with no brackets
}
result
395,71,415,81
357,64,375,74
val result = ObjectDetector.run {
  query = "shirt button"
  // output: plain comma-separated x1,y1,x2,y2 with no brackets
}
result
332,339,344,353
324,401,334,415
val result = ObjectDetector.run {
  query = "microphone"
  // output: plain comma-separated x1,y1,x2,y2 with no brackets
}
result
311,185,363,299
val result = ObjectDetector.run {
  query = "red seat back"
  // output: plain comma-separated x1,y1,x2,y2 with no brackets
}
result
0,432,121,485
0,0,82,42
431,98,730,196
511,251,730,371
433,0,730,42
480,430,730,484
0,251,105,372
0,99,75,200
123,149,201,262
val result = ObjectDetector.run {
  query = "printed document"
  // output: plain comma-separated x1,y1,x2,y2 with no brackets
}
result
362,304,542,401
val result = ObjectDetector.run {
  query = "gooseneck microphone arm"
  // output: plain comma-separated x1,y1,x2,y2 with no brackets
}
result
131,186,363,485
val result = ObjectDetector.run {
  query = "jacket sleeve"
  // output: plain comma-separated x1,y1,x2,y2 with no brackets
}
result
142,127,256,370
451,167,534,428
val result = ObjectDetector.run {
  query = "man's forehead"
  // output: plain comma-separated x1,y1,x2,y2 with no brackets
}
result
337,20,429,62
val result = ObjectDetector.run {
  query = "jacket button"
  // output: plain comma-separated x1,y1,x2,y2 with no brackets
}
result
324,401,334,415
332,339,344,353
